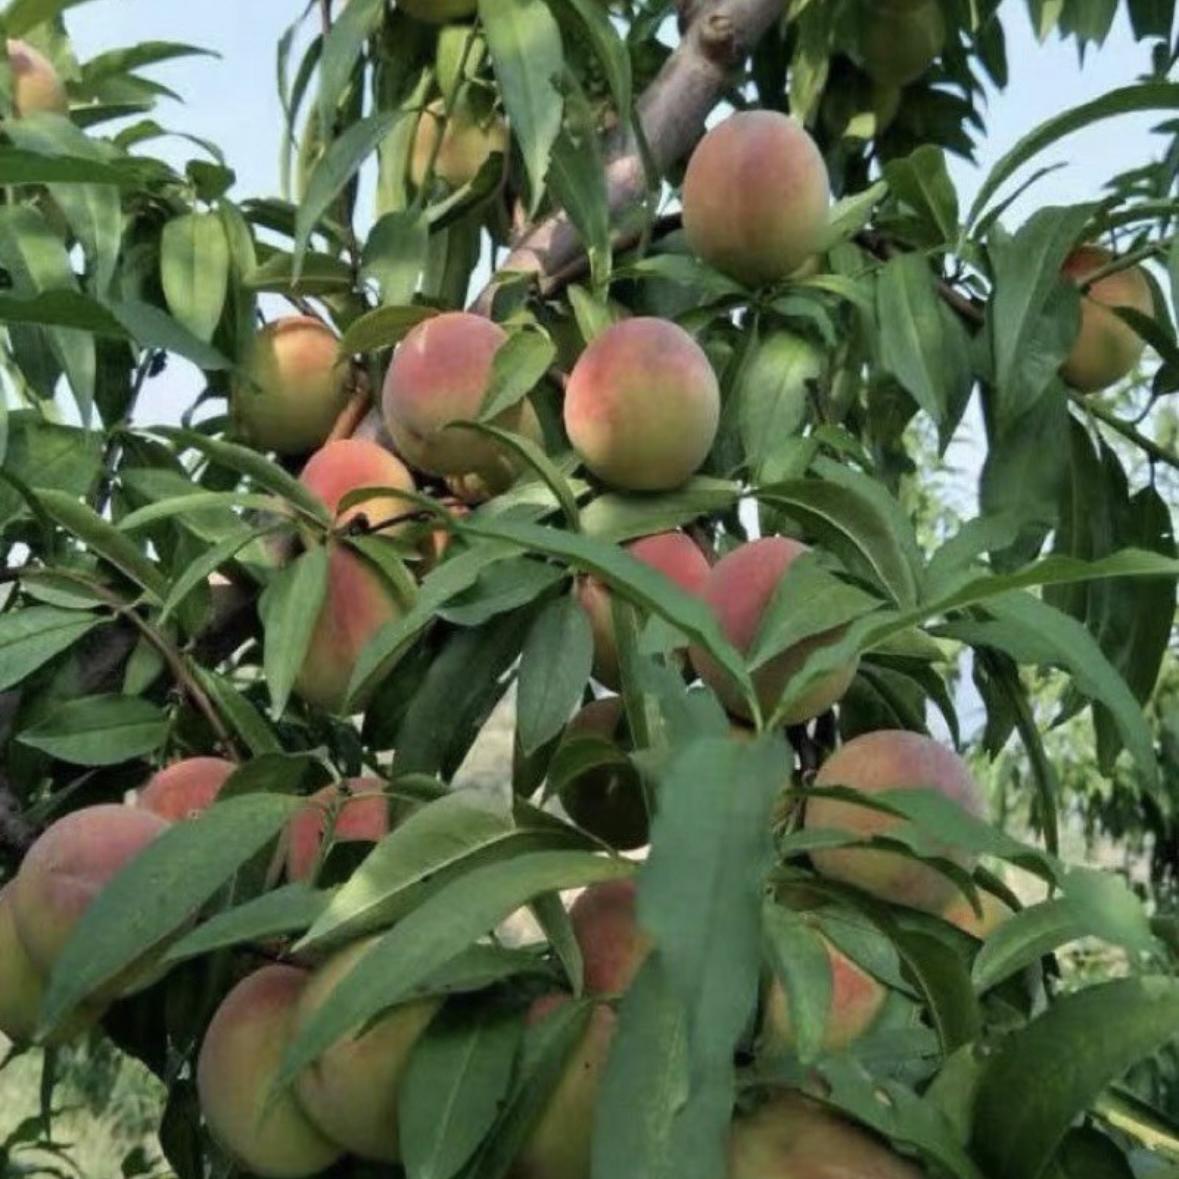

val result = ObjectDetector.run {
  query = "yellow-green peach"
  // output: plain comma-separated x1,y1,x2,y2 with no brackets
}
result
411,98,507,189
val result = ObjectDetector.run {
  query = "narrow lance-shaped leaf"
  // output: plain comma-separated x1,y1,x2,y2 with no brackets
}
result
259,543,329,719
160,211,230,343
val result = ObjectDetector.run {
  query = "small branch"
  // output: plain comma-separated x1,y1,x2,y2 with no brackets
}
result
94,350,162,514
855,230,986,327
1069,389,1179,472
327,364,373,442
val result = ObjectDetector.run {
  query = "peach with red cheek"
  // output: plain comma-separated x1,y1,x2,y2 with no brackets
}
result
564,318,720,492
690,538,858,724
139,757,236,821
1061,245,1153,393
805,730,986,914
299,438,417,536
569,878,651,996
197,966,343,1179
383,312,532,480
683,111,829,288
7,40,68,116
578,531,710,688
285,779,390,883
294,543,408,714
233,316,351,456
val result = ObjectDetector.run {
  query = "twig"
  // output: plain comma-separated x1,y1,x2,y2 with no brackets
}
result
94,349,162,514
1069,389,1179,472
855,230,986,326
327,365,373,442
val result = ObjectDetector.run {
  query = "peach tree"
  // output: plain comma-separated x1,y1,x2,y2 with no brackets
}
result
0,0,1178,1177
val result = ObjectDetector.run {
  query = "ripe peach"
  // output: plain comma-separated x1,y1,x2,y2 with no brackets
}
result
690,538,859,724
729,1090,922,1178
578,531,710,688
858,0,947,88
299,438,417,536
1060,245,1153,393
293,937,439,1161
805,731,986,914
398,0,477,23
761,937,885,1057
512,997,617,1179
197,966,343,1179
7,40,67,117
569,878,651,996
682,111,830,288
232,316,351,456
285,779,390,883
382,312,533,480
138,757,236,821
411,98,508,189
943,890,1012,940
564,318,720,491
11,805,170,988
557,698,648,851
294,542,408,714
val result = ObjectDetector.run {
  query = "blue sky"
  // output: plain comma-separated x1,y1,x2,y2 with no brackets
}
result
60,0,1167,432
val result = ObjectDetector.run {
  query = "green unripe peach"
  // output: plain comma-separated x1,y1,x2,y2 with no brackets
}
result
294,937,440,1161
805,730,986,914
729,1090,923,1178
683,111,830,288
690,538,859,725
858,0,947,88
577,531,710,688
138,757,235,821
564,317,720,491
0,883,47,1044
398,0,477,23
411,98,507,189
232,316,352,456
7,40,67,117
299,438,418,537
197,966,343,1179
1060,245,1153,393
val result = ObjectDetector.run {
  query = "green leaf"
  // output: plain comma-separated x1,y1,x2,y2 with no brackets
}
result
281,851,632,1083
5,0,99,38
969,82,1179,227
159,525,282,626
735,330,821,478
399,1002,522,1179
549,120,611,287
580,478,740,543
163,883,332,964
0,606,104,691
883,145,959,245
876,253,971,426
246,248,353,295
35,489,167,600
41,793,303,1032
318,0,383,132
117,490,288,533
479,0,564,215
971,977,1179,1179
363,210,429,306
479,327,557,423
294,108,402,279
190,666,282,757
258,544,329,718
891,927,980,1054
763,902,833,1065
160,212,230,343
18,693,167,766
339,303,438,354
0,289,126,335
556,0,631,117
438,559,566,627
516,596,594,756
107,298,234,373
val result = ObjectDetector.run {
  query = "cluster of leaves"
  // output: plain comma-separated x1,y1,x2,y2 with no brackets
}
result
0,0,1177,1177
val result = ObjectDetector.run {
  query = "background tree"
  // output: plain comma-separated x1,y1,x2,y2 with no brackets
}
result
0,0,1177,1177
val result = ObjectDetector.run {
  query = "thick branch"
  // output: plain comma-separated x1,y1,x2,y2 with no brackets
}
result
471,0,785,312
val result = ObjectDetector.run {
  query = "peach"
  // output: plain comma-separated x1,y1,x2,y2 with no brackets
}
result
232,316,351,456
858,0,947,88
0,883,46,1044
690,538,859,724
398,0,477,23
299,438,417,536
411,98,508,189
578,531,710,688
943,890,1012,940
564,318,720,491
557,698,648,851
285,779,390,883
11,805,170,989
1061,245,1153,393
8,40,67,117
512,997,617,1179
443,397,545,503
294,542,408,714
138,757,236,821
761,938,885,1057
293,937,439,1161
197,966,343,1178
382,312,534,480
569,878,651,996
729,1090,923,1178
682,111,829,288
805,731,986,914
